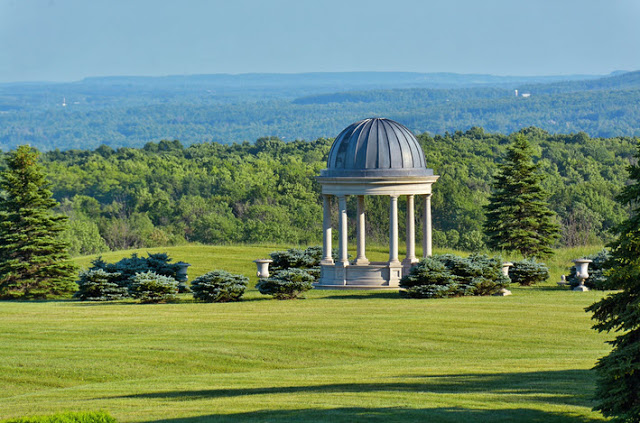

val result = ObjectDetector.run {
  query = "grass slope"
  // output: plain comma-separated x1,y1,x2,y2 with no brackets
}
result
0,245,611,422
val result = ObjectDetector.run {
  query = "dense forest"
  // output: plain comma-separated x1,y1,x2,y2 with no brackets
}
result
1,127,633,257
1,71,638,151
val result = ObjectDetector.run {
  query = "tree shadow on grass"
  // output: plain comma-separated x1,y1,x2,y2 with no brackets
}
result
140,406,599,423
117,369,595,409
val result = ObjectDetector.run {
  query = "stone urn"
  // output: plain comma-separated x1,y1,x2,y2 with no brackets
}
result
494,262,514,296
254,259,273,279
572,259,592,291
501,262,514,277
175,261,191,282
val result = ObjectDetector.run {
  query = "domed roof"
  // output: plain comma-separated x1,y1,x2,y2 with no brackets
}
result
320,118,432,178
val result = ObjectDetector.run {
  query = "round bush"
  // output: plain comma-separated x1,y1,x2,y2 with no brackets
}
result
509,259,549,286
191,270,248,302
128,271,179,303
74,269,129,301
268,245,327,282
400,254,509,299
256,268,314,300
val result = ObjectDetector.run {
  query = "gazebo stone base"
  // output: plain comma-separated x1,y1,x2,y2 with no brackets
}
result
315,262,406,290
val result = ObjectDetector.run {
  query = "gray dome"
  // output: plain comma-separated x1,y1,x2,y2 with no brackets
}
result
320,118,432,178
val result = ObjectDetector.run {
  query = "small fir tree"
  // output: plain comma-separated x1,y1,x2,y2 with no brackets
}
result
484,134,560,258
586,142,640,423
0,146,78,299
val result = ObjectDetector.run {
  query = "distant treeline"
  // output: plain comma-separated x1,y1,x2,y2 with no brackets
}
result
0,127,632,256
1,72,639,151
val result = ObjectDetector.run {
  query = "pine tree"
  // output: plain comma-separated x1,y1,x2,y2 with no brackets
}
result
586,142,640,423
484,134,560,258
0,145,78,299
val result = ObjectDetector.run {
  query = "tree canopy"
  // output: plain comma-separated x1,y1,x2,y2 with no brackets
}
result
0,128,632,256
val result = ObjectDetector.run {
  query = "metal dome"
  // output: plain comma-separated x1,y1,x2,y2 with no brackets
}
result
320,118,433,178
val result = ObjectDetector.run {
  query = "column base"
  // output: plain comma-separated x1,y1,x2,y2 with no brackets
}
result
354,258,370,265
320,259,335,265
402,257,419,266
388,261,403,287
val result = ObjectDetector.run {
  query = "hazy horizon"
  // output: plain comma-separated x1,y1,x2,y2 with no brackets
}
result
1,0,639,83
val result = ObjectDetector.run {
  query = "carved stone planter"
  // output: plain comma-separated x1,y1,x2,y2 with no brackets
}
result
572,259,593,292
254,259,273,279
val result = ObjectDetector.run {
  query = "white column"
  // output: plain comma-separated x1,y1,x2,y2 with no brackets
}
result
355,195,369,265
338,195,349,265
423,194,433,257
403,194,417,265
321,194,334,264
389,195,400,264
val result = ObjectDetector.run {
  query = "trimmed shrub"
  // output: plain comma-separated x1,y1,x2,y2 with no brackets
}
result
268,245,327,280
84,252,190,294
509,259,549,286
74,269,129,301
128,271,178,303
399,257,458,298
256,268,314,300
400,254,509,299
191,270,248,302
568,249,611,290
1,411,116,423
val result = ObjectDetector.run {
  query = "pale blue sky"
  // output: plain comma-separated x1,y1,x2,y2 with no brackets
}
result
1,0,639,82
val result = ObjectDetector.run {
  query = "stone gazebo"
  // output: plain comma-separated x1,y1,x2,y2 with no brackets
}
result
315,118,439,289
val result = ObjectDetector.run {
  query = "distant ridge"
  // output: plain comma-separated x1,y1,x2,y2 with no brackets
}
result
0,70,638,151
519,70,640,94
75,71,603,91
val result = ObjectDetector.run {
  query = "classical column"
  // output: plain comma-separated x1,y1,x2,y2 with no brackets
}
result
321,194,334,264
403,194,417,265
338,195,349,265
355,195,369,265
389,195,400,264
423,193,433,257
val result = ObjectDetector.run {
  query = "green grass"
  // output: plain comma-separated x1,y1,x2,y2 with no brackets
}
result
0,244,611,422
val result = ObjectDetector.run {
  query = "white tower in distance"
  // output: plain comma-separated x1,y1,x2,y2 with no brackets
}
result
62,97,67,107
514,89,518,97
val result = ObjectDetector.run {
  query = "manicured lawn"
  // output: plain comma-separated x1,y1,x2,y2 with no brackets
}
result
0,245,611,422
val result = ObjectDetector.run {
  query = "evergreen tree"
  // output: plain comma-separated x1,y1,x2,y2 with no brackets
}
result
586,142,640,423
0,146,78,299
484,134,560,258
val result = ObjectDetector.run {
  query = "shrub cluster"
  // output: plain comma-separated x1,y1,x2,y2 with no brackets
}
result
259,245,329,299
129,271,179,303
400,254,509,299
1,411,116,423
191,270,248,302
509,259,550,286
74,269,128,301
256,268,314,300
75,252,186,302
568,249,611,290
269,246,323,280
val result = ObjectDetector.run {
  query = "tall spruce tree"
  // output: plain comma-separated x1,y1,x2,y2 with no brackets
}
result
586,142,640,423
484,134,560,258
0,145,77,299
